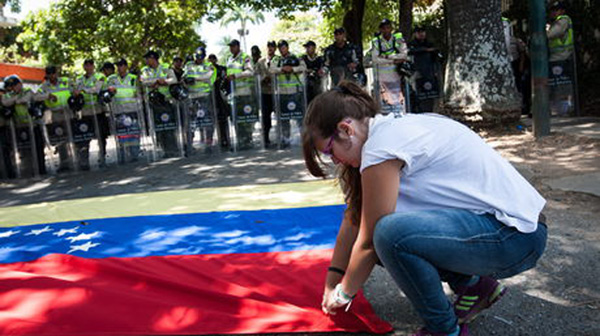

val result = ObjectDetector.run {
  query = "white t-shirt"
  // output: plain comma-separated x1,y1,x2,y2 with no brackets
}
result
360,113,546,233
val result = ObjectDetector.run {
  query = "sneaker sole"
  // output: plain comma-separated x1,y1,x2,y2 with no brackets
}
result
457,284,507,324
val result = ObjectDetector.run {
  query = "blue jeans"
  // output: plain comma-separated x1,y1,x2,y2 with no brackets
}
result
373,209,547,333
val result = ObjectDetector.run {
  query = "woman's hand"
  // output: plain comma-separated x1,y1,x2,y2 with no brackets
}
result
322,285,345,315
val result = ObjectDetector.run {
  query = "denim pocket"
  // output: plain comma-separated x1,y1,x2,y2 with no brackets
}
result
491,224,547,279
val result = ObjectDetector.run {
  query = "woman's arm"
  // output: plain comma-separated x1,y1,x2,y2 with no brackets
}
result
342,159,401,295
325,211,359,289
323,159,401,313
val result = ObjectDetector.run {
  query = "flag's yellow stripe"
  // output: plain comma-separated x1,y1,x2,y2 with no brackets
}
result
0,180,344,227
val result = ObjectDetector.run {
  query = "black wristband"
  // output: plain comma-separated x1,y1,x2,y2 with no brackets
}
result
327,266,346,276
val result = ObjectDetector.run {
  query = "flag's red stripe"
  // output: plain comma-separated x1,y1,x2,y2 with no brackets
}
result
0,249,392,336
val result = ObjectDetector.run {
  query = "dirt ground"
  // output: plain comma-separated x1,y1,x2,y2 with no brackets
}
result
0,124,598,336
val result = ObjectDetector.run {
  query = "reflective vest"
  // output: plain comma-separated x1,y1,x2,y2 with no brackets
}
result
77,73,104,107
184,60,216,94
141,63,172,98
275,54,303,89
42,77,71,111
227,52,253,90
548,15,574,55
8,88,32,125
107,73,138,106
373,32,404,74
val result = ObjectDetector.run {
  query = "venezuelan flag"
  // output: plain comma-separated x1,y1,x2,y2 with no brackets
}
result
0,181,392,336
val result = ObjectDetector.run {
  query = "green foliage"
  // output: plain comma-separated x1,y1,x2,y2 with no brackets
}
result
220,4,265,51
17,0,208,73
0,0,20,13
269,13,329,55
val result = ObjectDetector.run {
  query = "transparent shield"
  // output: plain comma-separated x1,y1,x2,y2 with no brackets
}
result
70,104,102,171
144,89,185,159
8,116,39,178
549,59,575,116
274,73,307,149
108,100,152,165
43,107,77,174
229,77,262,151
183,92,220,156
373,65,405,117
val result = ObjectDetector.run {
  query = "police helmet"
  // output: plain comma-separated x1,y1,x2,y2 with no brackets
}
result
98,90,115,104
148,90,167,106
67,94,85,112
396,61,415,77
28,101,46,119
183,76,196,85
4,75,22,89
169,84,189,101
194,47,206,60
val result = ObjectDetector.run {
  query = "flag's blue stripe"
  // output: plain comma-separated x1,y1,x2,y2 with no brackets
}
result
0,205,345,264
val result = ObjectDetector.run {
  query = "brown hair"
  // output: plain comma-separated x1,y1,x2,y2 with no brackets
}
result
302,80,379,226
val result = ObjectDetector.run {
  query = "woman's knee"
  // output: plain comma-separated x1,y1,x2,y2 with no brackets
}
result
373,213,398,252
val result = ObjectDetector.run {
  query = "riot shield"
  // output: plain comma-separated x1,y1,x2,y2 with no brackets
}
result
71,103,102,171
108,98,152,165
273,73,307,149
229,76,262,151
8,115,39,178
183,91,219,155
43,106,77,174
144,89,184,159
373,65,405,117
549,59,575,116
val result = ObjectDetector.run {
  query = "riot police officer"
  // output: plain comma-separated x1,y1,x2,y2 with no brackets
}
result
226,39,259,150
323,27,362,86
106,58,146,163
140,50,182,158
73,59,105,170
302,40,325,105
255,41,277,147
269,40,307,148
208,54,231,149
372,18,408,116
35,66,76,173
183,47,218,155
2,75,45,177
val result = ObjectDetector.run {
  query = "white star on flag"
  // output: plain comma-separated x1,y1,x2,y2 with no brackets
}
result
65,232,101,242
0,230,21,238
67,241,100,254
25,226,53,236
53,227,79,237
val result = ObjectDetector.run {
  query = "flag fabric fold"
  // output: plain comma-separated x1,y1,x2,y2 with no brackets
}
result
0,187,393,336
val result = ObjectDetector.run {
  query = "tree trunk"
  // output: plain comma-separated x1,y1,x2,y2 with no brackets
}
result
342,0,366,46
398,0,414,39
443,0,521,127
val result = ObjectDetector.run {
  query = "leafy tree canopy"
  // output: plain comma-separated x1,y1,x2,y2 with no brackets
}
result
18,0,208,73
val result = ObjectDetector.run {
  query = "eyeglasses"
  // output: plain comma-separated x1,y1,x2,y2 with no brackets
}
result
321,134,336,158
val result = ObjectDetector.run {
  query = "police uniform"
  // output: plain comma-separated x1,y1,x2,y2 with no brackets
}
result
255,53,277,146
74,72,105,169
269,52,306,147
183,58,217,153
35,75,75,172
140,61,180,157
547,9,575,115
372,31,408,115
106,71,143,163
226,50,257,149
302,53,325,104
1,85,45,177
324,41,360,86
